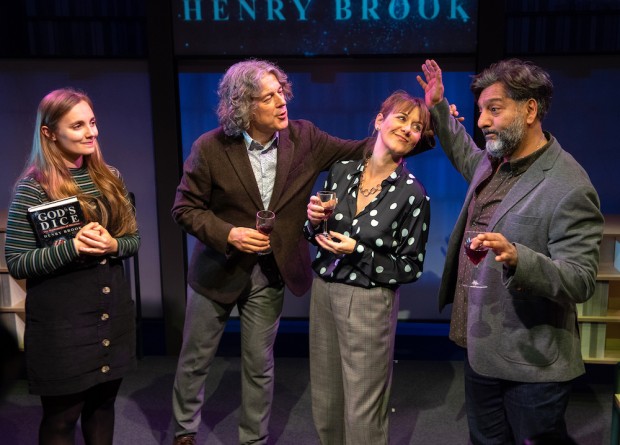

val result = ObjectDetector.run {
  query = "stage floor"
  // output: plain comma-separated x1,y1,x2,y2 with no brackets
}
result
0,356,613,444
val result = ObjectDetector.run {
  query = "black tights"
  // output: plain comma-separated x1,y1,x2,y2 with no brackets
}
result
39,379,122,445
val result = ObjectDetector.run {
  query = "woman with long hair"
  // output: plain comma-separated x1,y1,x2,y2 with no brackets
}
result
5,88,140,445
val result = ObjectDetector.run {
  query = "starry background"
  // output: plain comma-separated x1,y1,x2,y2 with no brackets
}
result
173,0,478,56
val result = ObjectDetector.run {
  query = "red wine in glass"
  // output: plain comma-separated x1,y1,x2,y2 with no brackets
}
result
317,191,337,238
464,245,488,265
463,230,488,288
256,210,275,255
257,224,273,235
322,207,335,219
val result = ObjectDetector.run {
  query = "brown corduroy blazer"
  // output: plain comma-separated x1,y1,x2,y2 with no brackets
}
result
172,119,372,303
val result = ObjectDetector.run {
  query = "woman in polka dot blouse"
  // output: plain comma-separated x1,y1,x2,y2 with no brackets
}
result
303,90,433,445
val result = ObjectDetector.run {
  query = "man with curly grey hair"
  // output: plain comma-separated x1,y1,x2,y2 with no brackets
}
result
169,59,373,445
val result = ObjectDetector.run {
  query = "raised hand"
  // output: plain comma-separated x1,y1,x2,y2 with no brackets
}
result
416,59,445,108
417,60,465,122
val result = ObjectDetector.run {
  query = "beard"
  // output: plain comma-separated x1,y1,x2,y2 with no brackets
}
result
484,114,526,159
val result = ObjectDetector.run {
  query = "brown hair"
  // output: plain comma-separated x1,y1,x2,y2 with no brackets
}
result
370,90,435,156
20,87,137,237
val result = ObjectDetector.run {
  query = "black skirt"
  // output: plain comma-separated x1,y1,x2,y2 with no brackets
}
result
24,257,136,396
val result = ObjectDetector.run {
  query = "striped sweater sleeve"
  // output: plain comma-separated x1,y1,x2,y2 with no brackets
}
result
5,178,82,279
5,170,140,279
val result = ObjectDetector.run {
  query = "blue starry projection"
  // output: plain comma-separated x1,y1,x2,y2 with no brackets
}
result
173,0,478,56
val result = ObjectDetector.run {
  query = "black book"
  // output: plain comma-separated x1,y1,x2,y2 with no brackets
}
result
27,196,86,247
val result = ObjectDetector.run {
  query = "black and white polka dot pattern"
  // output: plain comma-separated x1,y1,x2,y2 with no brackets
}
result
304,159,431,289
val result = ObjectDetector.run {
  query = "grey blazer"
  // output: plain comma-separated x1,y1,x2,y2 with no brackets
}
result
432,99,604,382
172,119,371,303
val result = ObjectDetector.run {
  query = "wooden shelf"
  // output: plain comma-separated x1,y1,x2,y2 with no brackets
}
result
603,215,620,236
0,299,25,314
579,308,620,323
583,355,620,365
1,211,25,350
583,335,620,364
578,215,620,365
599,263,620,281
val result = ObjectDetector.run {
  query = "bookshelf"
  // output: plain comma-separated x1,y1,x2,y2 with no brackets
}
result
578,214,620,364
0,209,26,350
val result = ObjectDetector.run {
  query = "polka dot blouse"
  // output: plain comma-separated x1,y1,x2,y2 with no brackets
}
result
303,159,431,289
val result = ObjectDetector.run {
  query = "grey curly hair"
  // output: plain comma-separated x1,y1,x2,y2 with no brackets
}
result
217,59,293,137
471,58,553,122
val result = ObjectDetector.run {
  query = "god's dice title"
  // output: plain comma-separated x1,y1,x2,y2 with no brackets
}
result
27,197,86,247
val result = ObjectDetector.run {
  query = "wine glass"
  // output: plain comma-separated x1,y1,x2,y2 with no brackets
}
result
462,230,488,288
256,210,275,255
317,191,337,238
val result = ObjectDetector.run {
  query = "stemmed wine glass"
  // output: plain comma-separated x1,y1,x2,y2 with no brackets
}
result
256,210,275,255
317,191,337,238
462,230,488,288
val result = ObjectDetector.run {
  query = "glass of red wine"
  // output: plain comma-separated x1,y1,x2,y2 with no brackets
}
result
463,230,488,288
256,210,275,255
317,191,337,238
